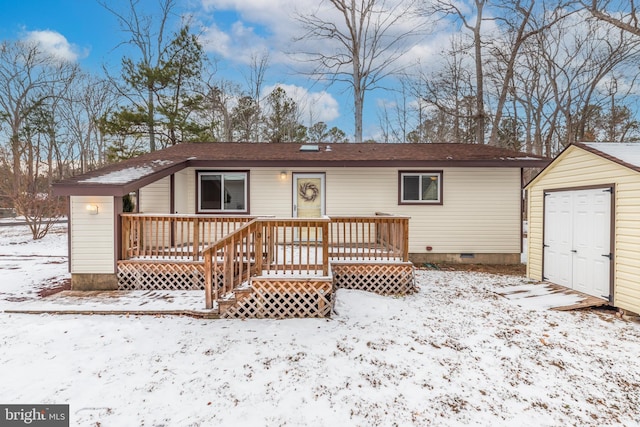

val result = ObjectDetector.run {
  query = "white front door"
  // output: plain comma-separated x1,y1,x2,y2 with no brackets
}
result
293,173,325,240
543,188,612,299
293,173,325,218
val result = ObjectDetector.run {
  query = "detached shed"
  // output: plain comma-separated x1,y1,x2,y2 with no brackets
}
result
526,142,640,314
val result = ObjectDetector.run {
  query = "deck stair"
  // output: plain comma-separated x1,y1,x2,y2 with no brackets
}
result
120,214,414,318
217,275,334,318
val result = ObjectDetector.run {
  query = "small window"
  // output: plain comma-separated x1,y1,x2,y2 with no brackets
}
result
198,171,248,213
399,171,442,204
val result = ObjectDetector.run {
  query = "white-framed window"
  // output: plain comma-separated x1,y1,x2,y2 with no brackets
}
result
399,171,442,204
197,171,248,213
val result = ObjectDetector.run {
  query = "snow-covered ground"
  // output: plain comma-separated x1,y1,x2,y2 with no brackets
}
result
2,223,640,426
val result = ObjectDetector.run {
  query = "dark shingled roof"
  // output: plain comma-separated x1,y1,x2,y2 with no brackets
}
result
53,142,550,196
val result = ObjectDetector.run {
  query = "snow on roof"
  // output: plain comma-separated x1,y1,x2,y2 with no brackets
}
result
79,160,174,184
583,142,640,168
505,156,547,161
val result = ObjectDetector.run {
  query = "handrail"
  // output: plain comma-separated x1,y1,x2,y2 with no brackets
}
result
202,217,330,309
120,213,410,310
121,213,409,263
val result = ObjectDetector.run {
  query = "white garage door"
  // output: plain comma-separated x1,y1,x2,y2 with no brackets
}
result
543,188,612,299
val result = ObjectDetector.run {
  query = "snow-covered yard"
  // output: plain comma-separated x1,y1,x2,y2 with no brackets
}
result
1,222,640,426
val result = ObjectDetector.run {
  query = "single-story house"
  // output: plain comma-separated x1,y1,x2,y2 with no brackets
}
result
53,142,547,317
526,142,640,315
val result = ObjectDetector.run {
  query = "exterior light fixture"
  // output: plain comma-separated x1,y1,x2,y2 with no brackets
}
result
280,171,288,181
86,204,99,215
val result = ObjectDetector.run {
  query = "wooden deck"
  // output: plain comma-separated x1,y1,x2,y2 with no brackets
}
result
118,214,415,318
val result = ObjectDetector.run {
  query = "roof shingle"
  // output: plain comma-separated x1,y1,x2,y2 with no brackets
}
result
53,142,549,196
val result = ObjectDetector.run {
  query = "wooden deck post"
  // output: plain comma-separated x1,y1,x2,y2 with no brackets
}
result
121,215,131,260
193,218,200,261
322,222,329,276
402,218,409,262
255,227,263,273
266,224,274,267
204,252,213,309
137,217,144,258
224,241,234,293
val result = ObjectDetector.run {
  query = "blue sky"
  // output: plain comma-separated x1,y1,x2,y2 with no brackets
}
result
2,1,637,144
0,0,114,66
0,0,427,140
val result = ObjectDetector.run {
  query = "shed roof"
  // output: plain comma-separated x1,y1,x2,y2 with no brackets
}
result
53,142,549,196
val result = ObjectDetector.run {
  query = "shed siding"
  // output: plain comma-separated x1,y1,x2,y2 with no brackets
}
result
70,195,115,274
527,146,640,313
139,176,171,213
181,166,521,254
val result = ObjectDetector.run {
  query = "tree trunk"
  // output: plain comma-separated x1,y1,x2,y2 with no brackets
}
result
11,132,21,195
148,85,156,151
354,88,364,142
473,0,486,145
351,0,363,143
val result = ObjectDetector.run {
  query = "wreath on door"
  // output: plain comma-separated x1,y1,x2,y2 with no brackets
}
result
299,182,319,202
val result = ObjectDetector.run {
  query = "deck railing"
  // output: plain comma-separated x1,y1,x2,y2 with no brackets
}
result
202,218,330,308
121,214,254,261
328,213,410,262
119,213,410,309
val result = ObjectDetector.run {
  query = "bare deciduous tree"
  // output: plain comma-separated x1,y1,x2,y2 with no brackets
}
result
414,36,477,143
538,13,640,153
0,40,78,194
0,40,77,239
425,0,488,144
294,0,428,142
584,0,640,37
485,0,576,147
196,78,241,142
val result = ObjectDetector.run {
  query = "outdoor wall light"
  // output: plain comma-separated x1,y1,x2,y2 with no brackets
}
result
86,204,99,215
280,171,288,181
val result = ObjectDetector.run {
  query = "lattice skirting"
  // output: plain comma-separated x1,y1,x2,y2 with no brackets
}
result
118,261,207,291
332,262,415,295
220,279,333,319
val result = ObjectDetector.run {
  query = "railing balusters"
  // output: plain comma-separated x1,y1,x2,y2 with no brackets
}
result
308,221,312,273
119,214,255,261
120,214,409,306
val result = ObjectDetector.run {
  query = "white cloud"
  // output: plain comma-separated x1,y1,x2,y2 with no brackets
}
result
202,0,313,26
23,30,80,62
200,24,233,57
263,83,340,124
199,0,426,67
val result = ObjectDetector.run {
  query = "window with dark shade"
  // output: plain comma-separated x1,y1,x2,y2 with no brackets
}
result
198,171,248,213
399,171,442,204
